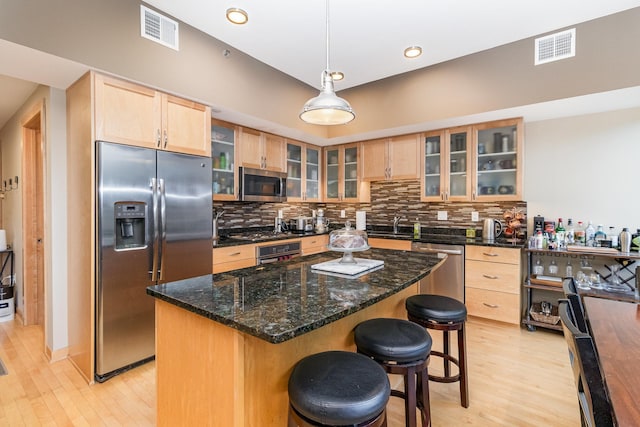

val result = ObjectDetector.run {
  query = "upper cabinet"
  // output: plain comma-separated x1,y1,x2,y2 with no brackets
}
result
238,128,285,172
286,140,322,202
421,118,523,202
420,126,472,201
471,118,523,201
361,134,420,181
212,119,238,200
324,143,366,203
94,73,210,156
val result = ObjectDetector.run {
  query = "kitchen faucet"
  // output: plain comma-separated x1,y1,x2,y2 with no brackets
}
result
393,216,403,234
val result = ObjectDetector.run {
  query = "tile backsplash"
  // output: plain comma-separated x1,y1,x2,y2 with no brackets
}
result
213,180,527,232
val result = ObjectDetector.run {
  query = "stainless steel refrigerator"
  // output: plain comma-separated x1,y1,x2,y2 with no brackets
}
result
96,141,212,382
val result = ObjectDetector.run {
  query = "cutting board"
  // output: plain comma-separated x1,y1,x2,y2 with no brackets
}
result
311,258,384,277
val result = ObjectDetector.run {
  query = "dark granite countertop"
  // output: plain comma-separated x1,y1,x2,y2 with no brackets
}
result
213,226,526,249
146,248,442,344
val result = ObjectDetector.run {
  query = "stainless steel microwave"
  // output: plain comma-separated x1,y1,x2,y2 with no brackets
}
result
239,167,287,202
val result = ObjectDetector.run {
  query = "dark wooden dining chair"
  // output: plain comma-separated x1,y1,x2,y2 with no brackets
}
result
561,278,589,334
558,300,615,427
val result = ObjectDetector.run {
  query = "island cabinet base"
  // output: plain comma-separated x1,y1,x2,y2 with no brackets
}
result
155,283,419,426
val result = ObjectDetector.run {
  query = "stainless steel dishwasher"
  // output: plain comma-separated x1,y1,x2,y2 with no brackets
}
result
411,242,465,302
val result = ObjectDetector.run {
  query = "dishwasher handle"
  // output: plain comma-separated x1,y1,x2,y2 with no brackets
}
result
413,246,463,256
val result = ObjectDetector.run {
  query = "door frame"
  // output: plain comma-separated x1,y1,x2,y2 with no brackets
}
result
21,101,46,327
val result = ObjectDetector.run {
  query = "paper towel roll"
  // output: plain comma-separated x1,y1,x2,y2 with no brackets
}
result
355,211,366,231
0,230,6,251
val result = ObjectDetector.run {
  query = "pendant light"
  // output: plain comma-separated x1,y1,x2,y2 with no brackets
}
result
300,0,355,125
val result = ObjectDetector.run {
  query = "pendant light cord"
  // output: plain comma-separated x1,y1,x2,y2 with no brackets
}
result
325,0,330,72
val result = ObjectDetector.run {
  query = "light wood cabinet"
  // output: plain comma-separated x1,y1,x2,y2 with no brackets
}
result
286,140,322,202
212,244,256,273
300,235,329,255
94,73,210,156
238,128,285,172
361,134,420,181
324,143,369,203
465,245,521,325
471,117,523,201
421,118,523,202
212,119,239,200
368,238,412,251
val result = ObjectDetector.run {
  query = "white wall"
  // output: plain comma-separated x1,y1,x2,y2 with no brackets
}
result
524,107,640,233
45,88,68,355
0,85,68,356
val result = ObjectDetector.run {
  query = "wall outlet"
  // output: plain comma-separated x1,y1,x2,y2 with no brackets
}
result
471,211,479,221
437,211,448,221
340,210,346,218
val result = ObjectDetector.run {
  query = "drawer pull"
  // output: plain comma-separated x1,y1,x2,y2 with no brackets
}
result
483,302,499,308
229,252,241,256
482,274,499,280
482,252,499,257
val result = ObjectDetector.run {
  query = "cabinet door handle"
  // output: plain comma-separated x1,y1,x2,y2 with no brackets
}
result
472,190,476,200
156,129,161,147
483,302,499,308
483,274,499,280
482,252,499,257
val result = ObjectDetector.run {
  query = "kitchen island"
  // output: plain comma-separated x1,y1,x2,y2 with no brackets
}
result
146,248,443,426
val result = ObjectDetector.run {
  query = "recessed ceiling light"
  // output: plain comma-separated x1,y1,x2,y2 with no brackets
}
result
404,46,422,58
226,8,248,25
330,71,344,81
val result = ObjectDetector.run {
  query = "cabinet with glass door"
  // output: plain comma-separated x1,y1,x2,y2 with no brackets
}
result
472,118,523,201
211,119,238,200
421,127,472,201
421,130,445,201
324,143,361,202
286,140,321,202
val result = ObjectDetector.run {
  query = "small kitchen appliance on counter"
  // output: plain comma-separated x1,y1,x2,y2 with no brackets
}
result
289,217,314,233
482,218,503,242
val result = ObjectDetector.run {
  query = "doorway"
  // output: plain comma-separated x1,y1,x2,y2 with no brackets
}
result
21,103,45,326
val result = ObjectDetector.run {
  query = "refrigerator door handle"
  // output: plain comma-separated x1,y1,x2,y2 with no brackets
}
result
150,178,160,281
158,178,167,281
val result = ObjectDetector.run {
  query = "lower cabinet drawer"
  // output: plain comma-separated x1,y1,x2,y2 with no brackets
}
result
213,244,256,273
466,287,520,325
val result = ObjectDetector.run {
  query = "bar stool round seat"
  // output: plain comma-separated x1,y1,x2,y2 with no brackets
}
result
288,351,390,427
354,318,432,427
406,294,469,408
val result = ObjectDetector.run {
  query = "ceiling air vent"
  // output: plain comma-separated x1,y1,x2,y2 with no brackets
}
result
535,28,575,65
140,5,179,51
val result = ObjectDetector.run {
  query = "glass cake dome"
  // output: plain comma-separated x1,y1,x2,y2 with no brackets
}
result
327,221,370,263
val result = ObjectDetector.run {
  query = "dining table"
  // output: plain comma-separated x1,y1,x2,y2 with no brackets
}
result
584,296,640,426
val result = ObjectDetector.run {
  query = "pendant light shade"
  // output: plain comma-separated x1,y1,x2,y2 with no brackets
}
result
300,0,355,125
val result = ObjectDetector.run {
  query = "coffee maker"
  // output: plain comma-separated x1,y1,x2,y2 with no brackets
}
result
315,209,329,233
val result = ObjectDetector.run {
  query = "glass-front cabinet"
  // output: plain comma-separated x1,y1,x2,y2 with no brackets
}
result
472,118,523,201
421,118,523,202
422,130,445,200
211,119,238,200
421,127,471,202
324,143,360,202
286,140,321,202
446,126,472,201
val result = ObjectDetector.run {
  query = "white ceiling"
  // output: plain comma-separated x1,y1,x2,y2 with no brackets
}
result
1,1,640,137
143,0,640,90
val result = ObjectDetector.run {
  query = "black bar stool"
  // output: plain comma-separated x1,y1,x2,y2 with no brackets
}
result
288,351,391,427
406,294,469,408
354,318,432,427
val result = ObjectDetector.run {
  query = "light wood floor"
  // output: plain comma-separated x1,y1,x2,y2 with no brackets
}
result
0,317,579,426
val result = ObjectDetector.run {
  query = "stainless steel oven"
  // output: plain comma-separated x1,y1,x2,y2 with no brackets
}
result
256,241,301,264
411,242,465,303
